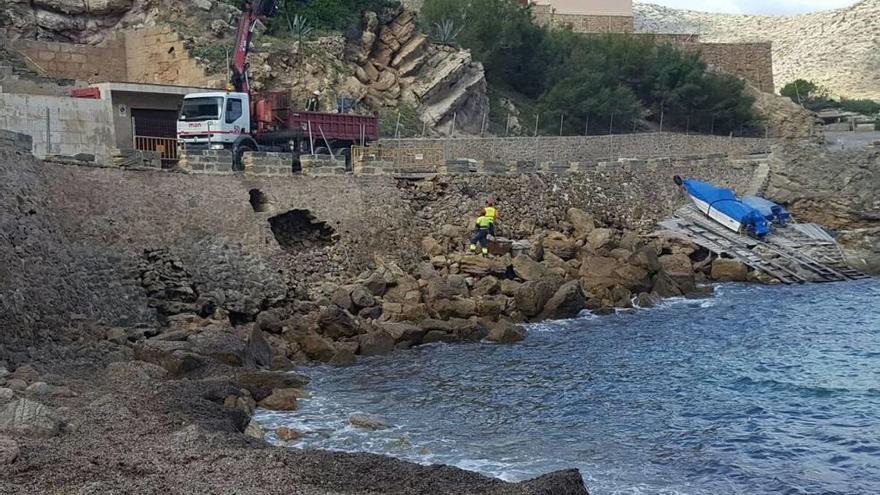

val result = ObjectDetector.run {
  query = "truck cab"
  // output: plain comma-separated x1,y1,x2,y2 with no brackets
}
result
177,92,251,151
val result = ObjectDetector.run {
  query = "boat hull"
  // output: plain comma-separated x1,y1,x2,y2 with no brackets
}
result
689,194,744,233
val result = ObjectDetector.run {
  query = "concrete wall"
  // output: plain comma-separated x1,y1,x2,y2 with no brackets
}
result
379,133,777,164
0,93,113,161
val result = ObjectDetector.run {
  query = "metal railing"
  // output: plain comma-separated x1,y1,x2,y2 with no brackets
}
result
351,144,444,173
134,136,178,162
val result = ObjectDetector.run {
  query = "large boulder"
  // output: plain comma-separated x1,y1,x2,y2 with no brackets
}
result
0,399,63,436
317,306,360,339
514,276,563,318
421,236,445,257
258,388,300,411
236,370,310,392
539,280,587,320
710,258,749,282
358,331,395,356
658,254,696,294
472,275,500,296
362,272,388,296
187,329,245,366
587,228,617,251
134,340,205,375
500,279,522,296
243,327,272,369
295,332,336,362
350,285,377,308
349,414,388,430
543,232,578,260
567,208,595,238
429,298,477,319
486,320,526,344
383,274,421,303
424,275,469,301
378,322,426,346
579,255,651,293
458,255,507,277
513,255,547,281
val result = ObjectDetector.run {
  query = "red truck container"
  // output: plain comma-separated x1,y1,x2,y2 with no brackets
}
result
253,91,378,147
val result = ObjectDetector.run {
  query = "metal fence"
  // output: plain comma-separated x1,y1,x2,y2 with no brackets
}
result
134,136,178,163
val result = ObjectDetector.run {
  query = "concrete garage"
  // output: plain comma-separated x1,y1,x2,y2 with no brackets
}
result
84,82,213,163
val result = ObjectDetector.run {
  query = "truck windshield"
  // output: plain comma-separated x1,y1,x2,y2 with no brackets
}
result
179,97,222,121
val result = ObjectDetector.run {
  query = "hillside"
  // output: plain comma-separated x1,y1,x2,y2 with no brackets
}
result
635,0,880,99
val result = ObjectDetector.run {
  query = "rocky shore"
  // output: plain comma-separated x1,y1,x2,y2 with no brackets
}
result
2,134,876,493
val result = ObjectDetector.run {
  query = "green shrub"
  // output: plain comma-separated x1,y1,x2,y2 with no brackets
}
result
268,0,400,33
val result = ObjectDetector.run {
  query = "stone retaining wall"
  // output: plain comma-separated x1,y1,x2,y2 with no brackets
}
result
243,152,293,176
301,155,347,176
379,133,777,165
7,27,216,88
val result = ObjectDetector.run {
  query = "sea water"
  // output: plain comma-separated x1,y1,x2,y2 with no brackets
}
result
257,280,880,494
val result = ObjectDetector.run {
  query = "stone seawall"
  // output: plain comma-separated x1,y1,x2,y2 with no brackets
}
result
379,133,777,164
1,137,762,343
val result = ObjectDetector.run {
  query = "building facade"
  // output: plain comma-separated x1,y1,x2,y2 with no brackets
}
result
532,0,634,33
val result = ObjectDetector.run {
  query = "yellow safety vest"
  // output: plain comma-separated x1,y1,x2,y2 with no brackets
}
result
476,215,493,228
484,206,496,222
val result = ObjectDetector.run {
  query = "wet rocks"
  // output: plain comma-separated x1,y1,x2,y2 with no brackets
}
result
710,258,749,282
358,331,395,356
349,414,388,430
514,276,563,318
486,320,526,344
539,280,588,320
275,426,300,442
258,388,299,411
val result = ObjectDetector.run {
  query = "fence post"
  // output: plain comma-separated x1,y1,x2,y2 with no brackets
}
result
45,108,51,156
534,113,539,137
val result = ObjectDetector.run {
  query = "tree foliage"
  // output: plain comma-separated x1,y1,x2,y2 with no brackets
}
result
421,0,758,135
839,98,880,116
780,79,835,111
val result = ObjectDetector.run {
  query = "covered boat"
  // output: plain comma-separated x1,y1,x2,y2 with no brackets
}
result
674,177,770,237
743,195,791,226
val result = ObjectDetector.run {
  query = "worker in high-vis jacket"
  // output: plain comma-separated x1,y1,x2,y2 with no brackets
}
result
469,212,494,256
483,198,498,236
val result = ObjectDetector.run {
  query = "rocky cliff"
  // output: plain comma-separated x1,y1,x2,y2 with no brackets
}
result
635,0,880,99
765,143,880,272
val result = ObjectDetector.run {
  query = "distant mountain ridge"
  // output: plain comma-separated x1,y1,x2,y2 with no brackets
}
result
634,0,880,99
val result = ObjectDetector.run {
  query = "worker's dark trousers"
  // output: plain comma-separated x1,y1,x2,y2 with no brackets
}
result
470,228,490,248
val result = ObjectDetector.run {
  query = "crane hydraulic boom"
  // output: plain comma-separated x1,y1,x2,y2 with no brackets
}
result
230,0,277,94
